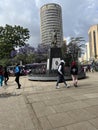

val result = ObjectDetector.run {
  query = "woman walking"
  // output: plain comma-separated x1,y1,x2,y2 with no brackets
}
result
70,61,78,87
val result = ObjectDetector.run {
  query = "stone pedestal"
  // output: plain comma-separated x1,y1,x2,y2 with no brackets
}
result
47,47,62,74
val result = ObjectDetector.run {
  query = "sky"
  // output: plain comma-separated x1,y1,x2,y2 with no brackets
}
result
0,0,98,48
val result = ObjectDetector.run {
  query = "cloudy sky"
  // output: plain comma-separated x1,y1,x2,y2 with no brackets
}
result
0,0,98,47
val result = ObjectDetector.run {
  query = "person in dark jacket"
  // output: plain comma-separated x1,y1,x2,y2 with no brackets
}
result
70,61,78,87
4,66,9,85
56,60,69,89
15,64,21,89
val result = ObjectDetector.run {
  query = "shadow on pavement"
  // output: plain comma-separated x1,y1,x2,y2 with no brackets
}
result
0,93,21,98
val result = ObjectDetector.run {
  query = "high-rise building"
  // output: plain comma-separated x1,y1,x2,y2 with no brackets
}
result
81,42,90,62
40,3,63,46
88,24,98,60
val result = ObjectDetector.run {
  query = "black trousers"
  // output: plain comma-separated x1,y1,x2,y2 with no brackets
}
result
15,74,21,88
56,74,67,86
4,76,9,85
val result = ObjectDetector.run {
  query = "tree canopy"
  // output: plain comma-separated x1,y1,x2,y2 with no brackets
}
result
67,37,85,62
0,24,30,60
0,24,30,65
62,37,85,65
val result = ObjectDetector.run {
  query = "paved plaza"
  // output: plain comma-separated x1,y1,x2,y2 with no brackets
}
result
0,72,98,130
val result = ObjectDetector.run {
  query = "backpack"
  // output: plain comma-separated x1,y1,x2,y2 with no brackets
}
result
15,66,20,73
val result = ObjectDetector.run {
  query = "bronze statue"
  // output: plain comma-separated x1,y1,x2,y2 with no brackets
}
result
51,30,57,47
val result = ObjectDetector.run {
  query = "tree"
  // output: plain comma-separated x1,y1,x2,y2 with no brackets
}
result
0,24,30,58
10,44,48,65
35,44,49,63
66,37,85,64
18,44,35,64
0,24,30,65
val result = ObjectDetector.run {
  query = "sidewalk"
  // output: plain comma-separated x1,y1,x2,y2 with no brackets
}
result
0,72,98,130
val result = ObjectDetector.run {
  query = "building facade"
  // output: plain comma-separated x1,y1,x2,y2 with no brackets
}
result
88,24,98,60
40,3,63,46
80,42,90,62
86,42,90,61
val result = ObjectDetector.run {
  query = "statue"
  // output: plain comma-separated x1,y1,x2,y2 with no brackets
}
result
51,30,57,47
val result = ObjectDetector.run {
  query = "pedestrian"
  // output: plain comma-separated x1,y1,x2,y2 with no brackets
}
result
56,60,69,89
15,63,21,89
70,61,78,87
0,65,4,86
4,66,9,85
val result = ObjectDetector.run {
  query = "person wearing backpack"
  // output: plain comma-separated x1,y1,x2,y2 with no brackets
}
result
15,63,21,89
56,60,69,89
70,61,78,87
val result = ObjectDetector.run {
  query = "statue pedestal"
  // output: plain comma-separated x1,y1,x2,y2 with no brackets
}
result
47,47,62,74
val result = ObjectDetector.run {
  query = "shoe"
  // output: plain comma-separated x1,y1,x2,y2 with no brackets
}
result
65,84,70,88
74,84,78,87
17,84,21,89
19,84,21,88
17,87,21,89
5,82,7,85
56,86,60,89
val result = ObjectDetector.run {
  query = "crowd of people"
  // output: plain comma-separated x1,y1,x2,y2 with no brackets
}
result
83,64,96,73
0,64,21,89
0,60,97,89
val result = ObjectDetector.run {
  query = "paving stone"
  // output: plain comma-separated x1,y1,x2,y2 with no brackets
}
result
67,108,96,122
47,112,75,128
39,117,52,130
71,95,88,100
83,98,98,106
32,102,56,117
0,96,35,130
52,100,90,113
85,105,98,116
53,102,74,112
44,96,76,106
89,118,98,129
52,127,67,130
84,93,98,98
66,121,97,130
0,72,98,130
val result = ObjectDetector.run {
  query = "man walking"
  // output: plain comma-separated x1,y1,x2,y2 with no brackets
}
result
15,64,21,89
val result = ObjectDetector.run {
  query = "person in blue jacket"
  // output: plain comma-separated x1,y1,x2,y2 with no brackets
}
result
15,64,21,89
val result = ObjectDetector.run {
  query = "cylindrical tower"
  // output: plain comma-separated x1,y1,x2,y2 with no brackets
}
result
40,3,63,47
